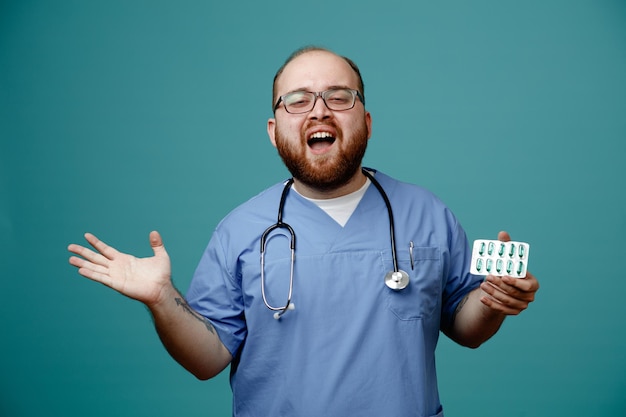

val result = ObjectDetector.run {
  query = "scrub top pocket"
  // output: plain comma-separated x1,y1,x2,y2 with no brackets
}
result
382,246,441,320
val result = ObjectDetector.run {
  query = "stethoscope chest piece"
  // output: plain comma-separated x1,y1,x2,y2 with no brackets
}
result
384,270,410,290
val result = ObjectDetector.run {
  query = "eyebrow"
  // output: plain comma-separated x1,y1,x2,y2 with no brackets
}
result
283,85,355,95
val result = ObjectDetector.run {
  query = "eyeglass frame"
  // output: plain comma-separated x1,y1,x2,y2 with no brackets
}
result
273,88,365,114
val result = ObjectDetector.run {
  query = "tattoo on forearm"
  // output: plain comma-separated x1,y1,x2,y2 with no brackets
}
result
175,297,216,335
453,294,470,320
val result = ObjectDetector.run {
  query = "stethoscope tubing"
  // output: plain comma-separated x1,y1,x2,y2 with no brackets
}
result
260,178,296,318
362,169,400,274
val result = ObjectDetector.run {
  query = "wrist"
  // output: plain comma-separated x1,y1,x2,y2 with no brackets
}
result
147,281,180,312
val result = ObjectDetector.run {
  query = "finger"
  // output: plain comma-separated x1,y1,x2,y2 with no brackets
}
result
502,271,539,293
485,276,536,302
480,277,532,314
67,243,87,256
498,230,511,242
84,233,119,260
149,230,167,257
480,294,524,316
69,255,112,286
481,290,529,314
483,275,524,297
67,243,110,267
69,255,109,274
481,279,531,307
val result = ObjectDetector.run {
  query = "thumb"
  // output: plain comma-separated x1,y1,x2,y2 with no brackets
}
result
149,230,167,257
498,230,511,242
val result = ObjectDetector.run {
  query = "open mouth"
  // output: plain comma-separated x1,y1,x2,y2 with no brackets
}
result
307,131,336,152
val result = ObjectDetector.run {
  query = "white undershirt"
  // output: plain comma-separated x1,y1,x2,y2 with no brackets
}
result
292,178,371,227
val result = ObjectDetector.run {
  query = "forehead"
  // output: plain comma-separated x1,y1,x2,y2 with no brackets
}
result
276,51,360,94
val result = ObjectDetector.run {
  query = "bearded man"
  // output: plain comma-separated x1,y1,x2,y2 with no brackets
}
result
69,46,539,417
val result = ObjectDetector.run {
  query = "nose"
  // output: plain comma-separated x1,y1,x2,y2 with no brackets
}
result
308,94,332,120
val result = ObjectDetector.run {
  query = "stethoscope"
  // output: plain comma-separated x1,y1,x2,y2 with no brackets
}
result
260,168,410,319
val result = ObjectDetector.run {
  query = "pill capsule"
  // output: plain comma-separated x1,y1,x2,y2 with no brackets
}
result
478,242,485,256
518,244,526,258
476,258,483,272
506,260,513,275
498,243,505,257
516,261,524,276
496,259,503,273
488,242,495,255
486,258,493,272
509,244,515,258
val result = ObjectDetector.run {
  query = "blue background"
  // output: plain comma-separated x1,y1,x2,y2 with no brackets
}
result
1,1,625,416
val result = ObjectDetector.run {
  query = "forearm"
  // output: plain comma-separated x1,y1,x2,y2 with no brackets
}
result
148,284,232,380
446,287,506,348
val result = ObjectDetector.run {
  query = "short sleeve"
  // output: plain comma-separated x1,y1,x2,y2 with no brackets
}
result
185,231,247,358
439,210,483,330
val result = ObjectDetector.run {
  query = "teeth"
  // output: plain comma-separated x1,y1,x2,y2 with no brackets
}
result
309,132,334,139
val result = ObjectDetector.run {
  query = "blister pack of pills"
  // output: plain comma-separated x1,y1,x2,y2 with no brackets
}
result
470,240,530,278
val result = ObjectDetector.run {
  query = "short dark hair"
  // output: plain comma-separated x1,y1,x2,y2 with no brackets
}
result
272,46,365,111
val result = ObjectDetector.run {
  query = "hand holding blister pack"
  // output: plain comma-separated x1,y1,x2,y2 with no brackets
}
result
470,239,530,278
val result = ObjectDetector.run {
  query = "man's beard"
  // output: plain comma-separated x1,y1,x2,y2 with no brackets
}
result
274,122,369,192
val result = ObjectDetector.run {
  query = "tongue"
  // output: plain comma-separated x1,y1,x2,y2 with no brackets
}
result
309,138,335,152
310,141,332,151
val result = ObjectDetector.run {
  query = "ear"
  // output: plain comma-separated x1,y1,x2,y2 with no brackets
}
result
365,111,372,139
267,117,277,147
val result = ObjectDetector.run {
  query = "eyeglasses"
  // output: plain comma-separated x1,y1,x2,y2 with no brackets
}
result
273,88,365,114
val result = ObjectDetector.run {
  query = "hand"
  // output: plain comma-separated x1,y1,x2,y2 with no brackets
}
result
479,231,539,315
68,231,172,307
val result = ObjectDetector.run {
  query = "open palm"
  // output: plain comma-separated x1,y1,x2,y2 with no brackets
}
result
68,231,172,307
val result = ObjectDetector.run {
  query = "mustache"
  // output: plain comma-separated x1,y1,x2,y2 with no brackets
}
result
302,121,341,137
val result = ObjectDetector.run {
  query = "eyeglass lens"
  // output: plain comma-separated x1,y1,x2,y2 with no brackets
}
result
282,89,357,113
